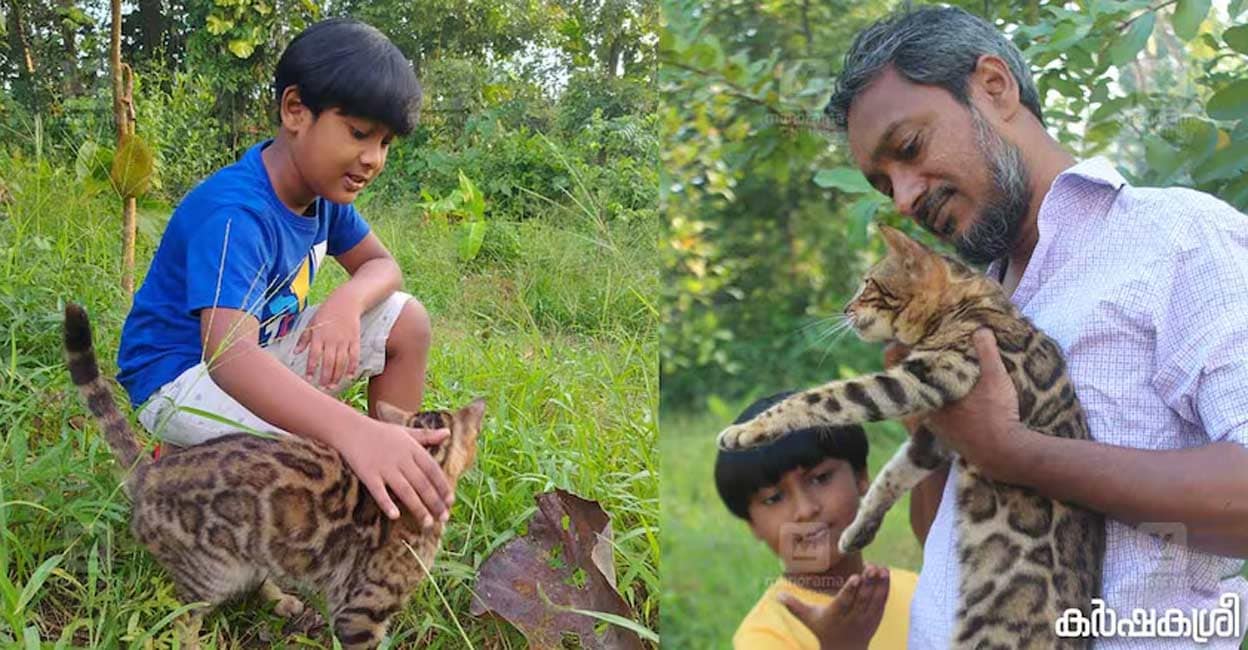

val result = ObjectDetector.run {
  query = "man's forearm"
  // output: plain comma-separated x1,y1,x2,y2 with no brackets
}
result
910,462,949,547
331,257,402,313
1009,429,1248,558
208,342,362,447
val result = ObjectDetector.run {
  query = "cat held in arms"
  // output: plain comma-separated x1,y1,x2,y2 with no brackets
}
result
63,303,485,649
718,226,1104,649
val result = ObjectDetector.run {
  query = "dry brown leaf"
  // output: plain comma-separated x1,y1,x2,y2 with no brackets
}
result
470,489,645,649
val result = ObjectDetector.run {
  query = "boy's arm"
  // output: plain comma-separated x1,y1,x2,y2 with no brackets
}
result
298,233,403,388
328,232,402,312
200,307,452,525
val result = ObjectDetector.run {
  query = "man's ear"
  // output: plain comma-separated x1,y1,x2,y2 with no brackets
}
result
856,471,870,497
970,54,1022,122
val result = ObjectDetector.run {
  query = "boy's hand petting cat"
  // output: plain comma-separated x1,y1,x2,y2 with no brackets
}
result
779,565,891,650
925,329,1029,481
337,417,453,527
296,294,362,391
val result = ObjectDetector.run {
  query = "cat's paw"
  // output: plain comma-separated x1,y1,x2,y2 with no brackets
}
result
838,516,883,554
273,594,305,618
717,420,778,450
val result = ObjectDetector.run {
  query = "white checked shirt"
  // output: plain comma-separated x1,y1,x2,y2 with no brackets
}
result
908,158,1248,648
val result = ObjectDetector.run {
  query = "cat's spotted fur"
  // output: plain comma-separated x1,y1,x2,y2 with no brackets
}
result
718,227,1104,649
64,303,484,649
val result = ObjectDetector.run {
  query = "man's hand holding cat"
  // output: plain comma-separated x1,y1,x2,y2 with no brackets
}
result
925,329,1034,481
335,418,453,527
297,292,362,391
779,565,890,650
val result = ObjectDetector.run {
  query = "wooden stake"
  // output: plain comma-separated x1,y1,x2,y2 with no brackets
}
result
111,0,138,295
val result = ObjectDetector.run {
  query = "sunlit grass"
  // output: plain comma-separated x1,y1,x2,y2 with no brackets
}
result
0,153,658,647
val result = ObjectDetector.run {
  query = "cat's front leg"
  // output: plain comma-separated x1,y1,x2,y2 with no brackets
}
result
839,428,951,552
717,351,976,450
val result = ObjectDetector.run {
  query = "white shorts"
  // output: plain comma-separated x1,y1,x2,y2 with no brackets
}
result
137,292,412,447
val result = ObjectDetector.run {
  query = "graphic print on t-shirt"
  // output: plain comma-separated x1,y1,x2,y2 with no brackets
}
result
260,240,328,344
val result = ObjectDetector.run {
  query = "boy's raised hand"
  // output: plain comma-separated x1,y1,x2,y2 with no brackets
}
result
296,294,362,391
335,416,454,526
779,565,891,650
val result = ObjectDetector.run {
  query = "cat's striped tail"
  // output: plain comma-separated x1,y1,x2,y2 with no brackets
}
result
63,303,147,471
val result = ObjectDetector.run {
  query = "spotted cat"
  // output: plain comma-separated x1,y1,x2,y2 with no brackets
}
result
718,226,1104,649
64,303,484,650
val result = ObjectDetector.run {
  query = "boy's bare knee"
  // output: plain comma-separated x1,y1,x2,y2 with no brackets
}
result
388,297,431,355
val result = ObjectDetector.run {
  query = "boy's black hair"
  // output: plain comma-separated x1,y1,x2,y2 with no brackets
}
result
273,18,422,136
714,391,868,521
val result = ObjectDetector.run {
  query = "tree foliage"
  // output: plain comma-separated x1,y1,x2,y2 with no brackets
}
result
661,0,1248,411
0,0,657,224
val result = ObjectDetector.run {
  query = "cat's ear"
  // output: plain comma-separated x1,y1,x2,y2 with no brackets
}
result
456,398,486,432
879,225,934,269
375,401,411,425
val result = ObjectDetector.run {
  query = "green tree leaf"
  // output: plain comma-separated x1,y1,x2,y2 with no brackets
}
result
457,170,486,220
1144,136,1183,181
1207,79,1248,121
74,140,99,182
813,167,874,194
205,14,234,35
457,221,488,261
1172,0,1210,41
847,197,883,248
1224,25,1248,54
1173,116,1219,165
227,38,256,59
1192,141,1248,183
1108,13,1154,66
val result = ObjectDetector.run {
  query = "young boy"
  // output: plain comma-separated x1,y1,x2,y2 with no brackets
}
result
715,391,918,649
115,18,452,528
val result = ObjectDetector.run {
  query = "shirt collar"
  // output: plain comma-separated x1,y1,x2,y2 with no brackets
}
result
984,157,1126,285
1052,156,1128,192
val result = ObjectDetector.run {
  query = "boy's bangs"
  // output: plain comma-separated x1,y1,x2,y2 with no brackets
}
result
304,54,421,136
275,18,422,136
714,426,868,521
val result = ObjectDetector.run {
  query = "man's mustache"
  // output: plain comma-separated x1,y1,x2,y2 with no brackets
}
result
915,185,957,237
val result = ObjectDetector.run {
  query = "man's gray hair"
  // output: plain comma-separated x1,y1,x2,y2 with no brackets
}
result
824,6,1044,130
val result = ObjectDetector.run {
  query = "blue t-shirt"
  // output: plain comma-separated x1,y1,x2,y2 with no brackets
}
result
117,140,371,407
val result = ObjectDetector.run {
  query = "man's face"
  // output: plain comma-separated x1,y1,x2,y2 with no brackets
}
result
747,458,868,574
846,66,1031,265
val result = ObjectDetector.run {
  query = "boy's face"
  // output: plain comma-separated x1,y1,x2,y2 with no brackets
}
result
746,458,868,574
281,88,394,205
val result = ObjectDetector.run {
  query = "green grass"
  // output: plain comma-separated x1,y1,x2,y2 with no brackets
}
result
0,152,657,647
659,403,921,650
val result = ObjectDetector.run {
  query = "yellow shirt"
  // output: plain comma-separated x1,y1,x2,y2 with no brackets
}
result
733,568,918,650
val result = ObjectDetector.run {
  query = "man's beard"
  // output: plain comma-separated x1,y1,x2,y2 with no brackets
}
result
950,109,1032,266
